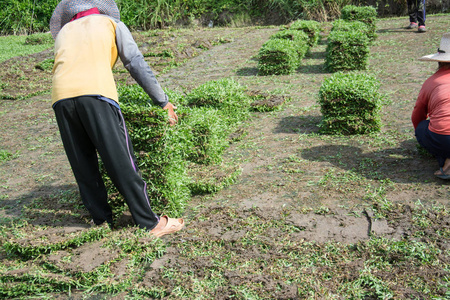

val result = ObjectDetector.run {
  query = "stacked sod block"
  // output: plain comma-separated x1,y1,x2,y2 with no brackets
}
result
114,102,190,217
97,84,190,219
331,19,374,44
104,79,253,218
340,5,377,41
178,106,231,165
257,20,320,76
257,38,300,75
318,71,383,135
103,78,278,218
325,5,376,72
289,19,321,47
325,29,369,72
182,78,251,164
184,78,251,122
180,78,251,194
270,29,310,60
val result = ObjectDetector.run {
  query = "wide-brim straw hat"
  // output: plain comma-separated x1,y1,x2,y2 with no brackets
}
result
419,33,450,62
50,0,120,39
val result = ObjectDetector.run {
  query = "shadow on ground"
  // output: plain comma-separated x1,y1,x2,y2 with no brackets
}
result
301,141,441,184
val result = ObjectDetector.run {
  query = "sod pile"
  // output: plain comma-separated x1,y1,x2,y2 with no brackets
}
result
257,38,300,75
325,5,376,72
100,78,275,220
289,19,322,47
325,30,370,72
270,29,310,59
340,5,377,41
318,71,384,135
330,19,374,43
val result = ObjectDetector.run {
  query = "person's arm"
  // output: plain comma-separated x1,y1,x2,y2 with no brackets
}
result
163,102,178,125
115,21,169,108
411,90,428,129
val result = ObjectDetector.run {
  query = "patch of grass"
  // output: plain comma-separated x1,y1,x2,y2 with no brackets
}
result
2,223,111,259
0,150,13,162
35,58,54,71
317,168,366,190
188,162,242,195
0,34,53,63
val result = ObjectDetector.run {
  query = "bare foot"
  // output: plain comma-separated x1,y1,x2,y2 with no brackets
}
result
435,169,445,176
443,158,450,171
435,158,450,176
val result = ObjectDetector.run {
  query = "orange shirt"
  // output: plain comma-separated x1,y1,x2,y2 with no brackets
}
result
412,67,450,135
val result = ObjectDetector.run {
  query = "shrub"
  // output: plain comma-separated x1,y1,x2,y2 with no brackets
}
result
0,0,59,35
318,71,383,135
289,19,322,47
299,0,351,22
340,5,377,40
325,30,369,72
270,29,310,59
258,38,300,75
331,19,373,42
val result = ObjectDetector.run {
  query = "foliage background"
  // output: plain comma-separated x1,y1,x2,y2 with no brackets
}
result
1,0,448,35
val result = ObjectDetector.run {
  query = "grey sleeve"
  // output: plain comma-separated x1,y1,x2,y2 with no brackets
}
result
115,21,169,108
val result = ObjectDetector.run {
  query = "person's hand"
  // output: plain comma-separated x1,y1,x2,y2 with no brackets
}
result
163,102,178,126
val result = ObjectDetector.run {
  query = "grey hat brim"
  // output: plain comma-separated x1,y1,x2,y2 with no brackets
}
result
419,53,450,62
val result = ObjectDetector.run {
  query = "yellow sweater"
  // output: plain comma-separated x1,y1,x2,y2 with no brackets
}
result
52,15,119,104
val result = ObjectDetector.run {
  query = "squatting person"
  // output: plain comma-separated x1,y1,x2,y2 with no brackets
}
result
412,33,450,179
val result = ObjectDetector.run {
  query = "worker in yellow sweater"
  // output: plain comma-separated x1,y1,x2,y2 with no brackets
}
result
50,0,184,237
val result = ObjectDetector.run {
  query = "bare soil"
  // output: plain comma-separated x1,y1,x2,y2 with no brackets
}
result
1,16,450,298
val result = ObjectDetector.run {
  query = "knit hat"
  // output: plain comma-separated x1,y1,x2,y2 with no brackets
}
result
50,0,120,39
419,33,450,62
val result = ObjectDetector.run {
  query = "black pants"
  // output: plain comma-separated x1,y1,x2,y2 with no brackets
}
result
415,120,450,168
407,0,426,26
53,96,159,230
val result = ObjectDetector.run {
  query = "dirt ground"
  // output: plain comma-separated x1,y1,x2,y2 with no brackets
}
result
1,16,450,298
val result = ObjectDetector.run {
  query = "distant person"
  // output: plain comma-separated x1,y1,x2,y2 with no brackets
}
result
49,0,184,236
406,0,426,32
412,33,450,179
